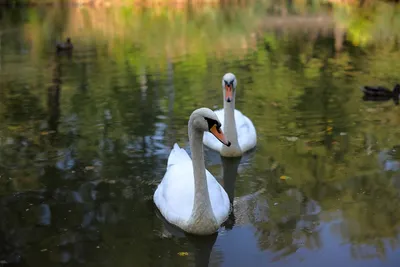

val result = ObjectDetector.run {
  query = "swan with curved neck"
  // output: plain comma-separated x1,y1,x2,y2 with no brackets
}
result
154,108,231,235
203,73,257,157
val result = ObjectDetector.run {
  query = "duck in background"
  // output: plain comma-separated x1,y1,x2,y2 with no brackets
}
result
361,84,400,105
56,37,73,52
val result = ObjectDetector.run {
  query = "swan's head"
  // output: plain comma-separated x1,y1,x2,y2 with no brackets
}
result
222,73,237,103
190,108,231,147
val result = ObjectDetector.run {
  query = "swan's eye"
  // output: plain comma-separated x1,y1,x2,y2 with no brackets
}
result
204,117,221,130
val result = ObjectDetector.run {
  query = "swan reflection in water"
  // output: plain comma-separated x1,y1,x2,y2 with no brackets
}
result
220,156,266,230
155,208,219,267
220,157,241,229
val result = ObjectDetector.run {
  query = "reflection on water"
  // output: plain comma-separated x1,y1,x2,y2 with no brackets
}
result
1,1,400,266
155,208,219,267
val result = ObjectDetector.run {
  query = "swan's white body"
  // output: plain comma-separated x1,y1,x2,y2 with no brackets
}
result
203,73,257,157
154,144,230,233
154,108,231,235
203,109,256,154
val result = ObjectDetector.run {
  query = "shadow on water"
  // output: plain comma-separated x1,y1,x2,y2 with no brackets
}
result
204,146,257,172
220,156,241,230
48,46,73,141
155,208,218,267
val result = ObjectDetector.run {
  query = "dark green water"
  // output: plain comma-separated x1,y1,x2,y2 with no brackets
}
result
1,2,400,266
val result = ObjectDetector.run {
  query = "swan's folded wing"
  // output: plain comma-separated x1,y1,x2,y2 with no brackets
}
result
213,108,225,125
154,162,195,224
235,110,257,152
167,143,192,168
206,170,230,224
203,132,223,151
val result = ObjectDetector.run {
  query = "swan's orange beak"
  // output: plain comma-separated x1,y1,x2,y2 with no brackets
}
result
210,124,231,147
225,84,233,103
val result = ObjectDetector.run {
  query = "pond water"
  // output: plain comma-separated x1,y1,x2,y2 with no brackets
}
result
1,1,400,267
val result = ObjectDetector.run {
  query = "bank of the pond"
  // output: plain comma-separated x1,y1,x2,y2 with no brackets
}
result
0,0,251,7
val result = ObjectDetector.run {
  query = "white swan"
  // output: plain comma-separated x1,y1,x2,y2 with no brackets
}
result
203,73,257,157
154,108,232,235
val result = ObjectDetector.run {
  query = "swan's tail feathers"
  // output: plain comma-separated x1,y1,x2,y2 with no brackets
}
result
167,143,191,167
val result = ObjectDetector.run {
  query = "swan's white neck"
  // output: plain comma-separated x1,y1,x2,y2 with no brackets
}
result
187,124,218,233
221,97,242,157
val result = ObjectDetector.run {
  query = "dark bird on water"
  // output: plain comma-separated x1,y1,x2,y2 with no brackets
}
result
360,84,400,105
56,38,73,52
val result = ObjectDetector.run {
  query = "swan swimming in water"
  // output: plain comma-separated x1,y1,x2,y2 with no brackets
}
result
154,107,232,235
203,73,257,157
